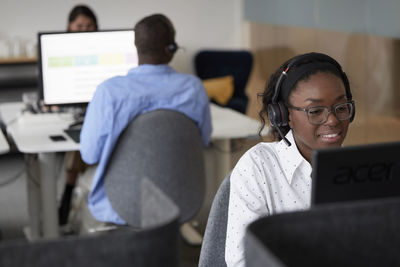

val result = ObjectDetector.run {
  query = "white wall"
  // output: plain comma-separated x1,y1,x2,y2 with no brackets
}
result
0,0,244,73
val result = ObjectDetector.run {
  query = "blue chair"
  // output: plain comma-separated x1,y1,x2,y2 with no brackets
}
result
194,50,253,114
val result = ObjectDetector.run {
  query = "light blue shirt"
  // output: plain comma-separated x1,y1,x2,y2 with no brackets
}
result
80,64,212,224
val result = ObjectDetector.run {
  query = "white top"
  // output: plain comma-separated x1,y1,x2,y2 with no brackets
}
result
225,130,312,267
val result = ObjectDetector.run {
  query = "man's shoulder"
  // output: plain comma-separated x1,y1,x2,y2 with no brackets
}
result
95,75,130,97
173,71,203,84
101,74,127,87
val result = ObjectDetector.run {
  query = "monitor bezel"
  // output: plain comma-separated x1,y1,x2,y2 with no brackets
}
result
38,29,135,107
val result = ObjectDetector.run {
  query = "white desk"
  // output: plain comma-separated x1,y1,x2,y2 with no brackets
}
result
210,104,265,139
0,102,269,239
209,104,269,182
1,102,80,239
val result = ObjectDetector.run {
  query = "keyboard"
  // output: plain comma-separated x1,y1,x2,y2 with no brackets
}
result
64,128,81,143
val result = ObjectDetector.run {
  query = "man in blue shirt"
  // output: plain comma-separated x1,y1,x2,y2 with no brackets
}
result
80,14,212,224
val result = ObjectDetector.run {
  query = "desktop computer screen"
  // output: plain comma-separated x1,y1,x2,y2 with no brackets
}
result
311,141,400,205
38,29,138,106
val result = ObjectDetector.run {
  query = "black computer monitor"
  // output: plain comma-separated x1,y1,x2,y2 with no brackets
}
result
38,29,138,106
311,141,400,205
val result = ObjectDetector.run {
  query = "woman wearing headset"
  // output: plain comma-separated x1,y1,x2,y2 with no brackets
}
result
225,52,355,266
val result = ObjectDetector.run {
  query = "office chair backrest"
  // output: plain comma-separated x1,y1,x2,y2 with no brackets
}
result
245,197,400,267
194,50,253,114
0,178,180,267
104,109,205,227
198,173,231,267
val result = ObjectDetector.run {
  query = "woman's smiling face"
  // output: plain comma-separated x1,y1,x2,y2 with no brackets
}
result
288,71,350,162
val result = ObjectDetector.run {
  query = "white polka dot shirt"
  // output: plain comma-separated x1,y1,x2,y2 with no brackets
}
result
225,130,312,267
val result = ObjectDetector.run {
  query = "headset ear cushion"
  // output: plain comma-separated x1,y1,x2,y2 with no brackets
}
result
277,101,289,126
268,103,289,127
267,103,280,127
167,43,177,53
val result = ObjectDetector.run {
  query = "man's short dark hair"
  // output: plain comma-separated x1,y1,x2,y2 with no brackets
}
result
134,14,176,58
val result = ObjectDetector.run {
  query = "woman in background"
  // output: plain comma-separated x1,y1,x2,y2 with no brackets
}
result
59,4,98,226
67,5,98,32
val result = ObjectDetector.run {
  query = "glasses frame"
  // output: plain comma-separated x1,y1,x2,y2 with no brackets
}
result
287,100,355,125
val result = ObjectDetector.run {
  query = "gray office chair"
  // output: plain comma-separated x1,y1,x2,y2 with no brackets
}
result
198,173,231,267
245,197,400,267
0,178,180,267
104,109,205,227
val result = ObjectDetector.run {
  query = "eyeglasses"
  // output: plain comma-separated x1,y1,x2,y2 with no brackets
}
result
287,100,355,125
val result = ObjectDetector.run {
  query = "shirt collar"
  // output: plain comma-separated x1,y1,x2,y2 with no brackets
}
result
128,64,174,75
275,130,311,184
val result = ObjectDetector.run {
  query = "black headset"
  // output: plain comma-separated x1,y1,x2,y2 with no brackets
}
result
267,52,354,145
159,19,178,54
167,42,178,54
